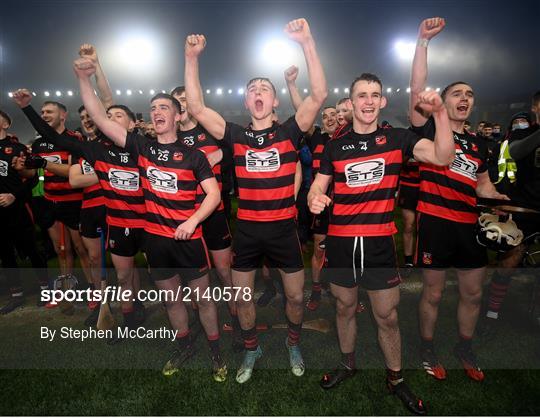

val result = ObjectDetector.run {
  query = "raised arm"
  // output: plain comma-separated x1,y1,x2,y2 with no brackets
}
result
74,58,127,147
412,91,455,166
79,44,114,109
284,65,303,111
409,17,445,127
284,19,328,132
509,128,540,160
184,34,227,140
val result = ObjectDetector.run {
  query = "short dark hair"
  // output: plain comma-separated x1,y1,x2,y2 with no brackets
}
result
483,122,493,129
532,90,540,106
321,106,336,114
336,97,350,106
440,81,472,100
246,77,276,95
349,73,383,98
78,105,86,114
42,101,67,112
0,110,12,127
150,93,181,113
107,105,136,122
170,86,185,97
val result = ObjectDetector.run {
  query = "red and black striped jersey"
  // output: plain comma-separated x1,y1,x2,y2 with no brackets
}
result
177,123,224,212
320,127,420,237
222,116,303,222
31,130,84,202
41,131,145,229
0,136,28,198
412,117,487,224
77,156,105,209
305,127,330,177
125,132,214,238
399,158,420,188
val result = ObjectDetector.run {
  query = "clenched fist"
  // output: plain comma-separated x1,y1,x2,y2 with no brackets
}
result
416,91,445,114
185,34,207,58
284,65,299,83
73,57,97,78
79,43,99,64
12,89,32,108
284,18,312,45
418,17,445,40
308,193,332,215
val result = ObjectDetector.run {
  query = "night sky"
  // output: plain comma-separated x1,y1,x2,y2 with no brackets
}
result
1,0,538,139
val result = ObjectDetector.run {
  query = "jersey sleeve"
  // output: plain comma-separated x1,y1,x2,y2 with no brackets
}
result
319,142,334,176
192,149,215,183
396,128,422,159
222,122,241,148
124,132,147,158
410,116,436,140
281,116,305,150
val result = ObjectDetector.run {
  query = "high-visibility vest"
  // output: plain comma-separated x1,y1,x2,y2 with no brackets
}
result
495,140,517,184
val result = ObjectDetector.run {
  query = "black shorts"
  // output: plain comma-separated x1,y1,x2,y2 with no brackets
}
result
31,197,81,231
202,210,232,251
80,205,107,239
232,218,303,273
312,208,329,235
397,185,419,211
323,235,401,290
107,226,145,257
415,213,487,269
144,233,210,282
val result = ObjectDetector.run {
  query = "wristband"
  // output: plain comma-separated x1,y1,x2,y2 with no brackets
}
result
417,38,429,48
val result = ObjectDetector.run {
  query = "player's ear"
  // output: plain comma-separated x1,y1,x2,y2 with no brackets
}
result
345,99,352,110
380,96,387,110
244,98,249,110
273,96,279,109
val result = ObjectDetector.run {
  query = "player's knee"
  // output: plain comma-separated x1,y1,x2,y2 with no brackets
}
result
403,222,414,235
336,299,356,318
313,247,324,260
116,271,131,287
375,308,398,330
285,291,303,307
462,288,482,306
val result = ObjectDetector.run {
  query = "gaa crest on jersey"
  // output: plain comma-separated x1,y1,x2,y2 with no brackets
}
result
344,158,385,187
268,132,276,140
197,133,206,142
81,159,95,175
422,252,432,265
471,142,478,152
245,148,280,172
43,154,62,164
173,152,183,161
375,135,387,145
147,166,178,193
108,168,139,191
0,160,8,176
4,147,12,155
450,150,478,180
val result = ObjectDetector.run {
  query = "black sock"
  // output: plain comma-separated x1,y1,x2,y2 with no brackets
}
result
404,255,413,265
207,334,221,358
387,368,403,385
175,330,192,349
241,326,259,351
457,334,472,351
420,337,434,351
340,351,356,370
230,313,241,332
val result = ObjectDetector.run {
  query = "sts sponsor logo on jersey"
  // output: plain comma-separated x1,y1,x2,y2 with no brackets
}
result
344,158,385,187
450,150,478,180
147,166,178,193
108,169,139,191
245,148,280,172
43,155,62,164
0,160,8,176
81,159,95,175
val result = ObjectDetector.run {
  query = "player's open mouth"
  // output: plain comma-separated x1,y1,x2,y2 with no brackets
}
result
457,104,468,112
154,118,165,126
362,108,375,114
255,99,263,111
